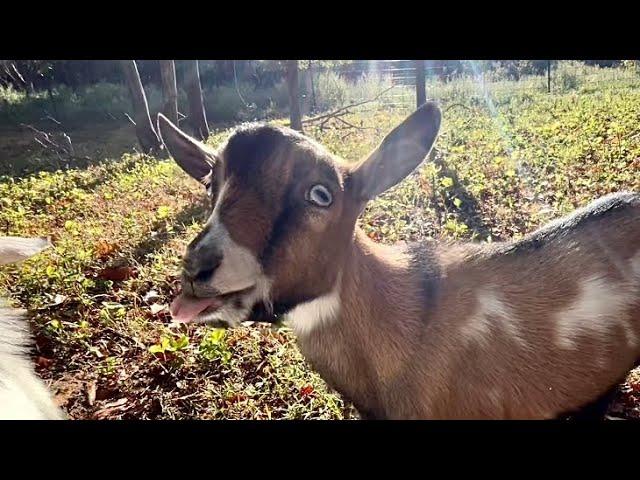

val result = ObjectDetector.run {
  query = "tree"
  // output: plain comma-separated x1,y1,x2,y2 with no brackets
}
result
120,60,161,154
415,60,426,108
183,60,209,140
286,60,302,132
159,60,178,124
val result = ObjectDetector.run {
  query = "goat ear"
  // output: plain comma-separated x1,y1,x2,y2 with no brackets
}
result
157,113,217,184
349,102,441,201
0,237,51,266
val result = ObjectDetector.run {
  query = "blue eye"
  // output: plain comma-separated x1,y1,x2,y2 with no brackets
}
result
306,184,333,207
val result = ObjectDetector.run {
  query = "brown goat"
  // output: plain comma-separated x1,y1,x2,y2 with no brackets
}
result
157,104,640,419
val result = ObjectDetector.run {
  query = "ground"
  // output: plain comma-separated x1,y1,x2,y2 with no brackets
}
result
1,80,640,419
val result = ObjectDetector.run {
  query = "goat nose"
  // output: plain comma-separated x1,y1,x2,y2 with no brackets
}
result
194,267,216,283
184,252,222,284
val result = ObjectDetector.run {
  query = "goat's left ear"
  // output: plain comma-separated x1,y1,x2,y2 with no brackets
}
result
348,102,441,201
0,237,51,266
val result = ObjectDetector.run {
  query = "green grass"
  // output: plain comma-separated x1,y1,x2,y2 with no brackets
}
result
1,71,640,419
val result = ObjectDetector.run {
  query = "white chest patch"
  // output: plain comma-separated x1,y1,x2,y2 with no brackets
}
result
554,275,637,349
285,274,342,337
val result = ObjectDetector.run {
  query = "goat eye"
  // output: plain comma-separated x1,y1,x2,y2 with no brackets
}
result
205,182,213,198
306,184,333,207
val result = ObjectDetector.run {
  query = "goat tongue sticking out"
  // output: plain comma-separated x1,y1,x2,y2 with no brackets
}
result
169,294,222,323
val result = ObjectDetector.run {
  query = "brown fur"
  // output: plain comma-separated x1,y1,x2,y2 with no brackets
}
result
158,105,640,419
300,215,640,419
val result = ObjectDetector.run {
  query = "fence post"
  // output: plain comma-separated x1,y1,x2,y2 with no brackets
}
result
415,60,426,108
547,60,551,93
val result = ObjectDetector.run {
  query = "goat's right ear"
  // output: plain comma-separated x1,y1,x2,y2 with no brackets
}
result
0,237,51,266
157,114,217,184
348,102,441,201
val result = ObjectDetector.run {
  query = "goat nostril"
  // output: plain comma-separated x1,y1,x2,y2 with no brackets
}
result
194,268,215,283
185,253,221,284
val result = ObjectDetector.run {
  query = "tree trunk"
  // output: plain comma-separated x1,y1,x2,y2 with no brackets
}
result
301,67,313,117
184,60,209,140
286,60,303,132
309,60,317,113
415,60,426,108
120,60,160,154
159,60,178,124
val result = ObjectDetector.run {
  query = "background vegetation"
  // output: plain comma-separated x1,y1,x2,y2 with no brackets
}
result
0,60,639,419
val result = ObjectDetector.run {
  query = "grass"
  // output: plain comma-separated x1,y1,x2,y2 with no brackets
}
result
1,71,640,419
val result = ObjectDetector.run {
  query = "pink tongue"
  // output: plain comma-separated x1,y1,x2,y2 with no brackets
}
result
170,294,222,323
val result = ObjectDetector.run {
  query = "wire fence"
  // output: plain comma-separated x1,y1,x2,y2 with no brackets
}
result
296,60,640,116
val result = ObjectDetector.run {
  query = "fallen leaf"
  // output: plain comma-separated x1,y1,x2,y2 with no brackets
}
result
52,294,67,305
94,398,129,419
95,386,119,401
97,266,137,281
36,356,54,368
51,376,84,408
37,293,68,310
88,346,104,358
95,240,118,259
227,394,246,404
150,303,168,315
87,381,97,406
300,385,314,397
143,290,161,303
156,310,172,323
